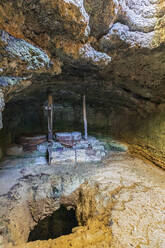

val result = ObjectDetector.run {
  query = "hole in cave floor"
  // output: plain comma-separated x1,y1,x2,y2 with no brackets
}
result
28,205,78,242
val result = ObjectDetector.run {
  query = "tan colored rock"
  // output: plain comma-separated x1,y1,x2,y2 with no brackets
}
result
10,219,111,248
0,235,3,246
84,0,118,37
1,0,165,171
2,152,165,248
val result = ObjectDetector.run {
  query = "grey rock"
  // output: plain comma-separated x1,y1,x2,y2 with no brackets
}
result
118,0,157,32
100,22,155,50
1,30,51,71
37,136,108,163
79,43,111,66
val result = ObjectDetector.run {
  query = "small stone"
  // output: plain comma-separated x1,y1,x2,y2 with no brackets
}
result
93,145,105,151
101,152,106,157
108,141,128,152
6,144,23,156
75,140,89,149
88,136,99,146
96,151,101,156
76,149,87,162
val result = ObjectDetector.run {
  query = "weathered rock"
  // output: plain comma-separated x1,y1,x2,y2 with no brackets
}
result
37,136,108,163
6,144,23,156
37,141,63,153
0,0,165,168
100,22,155,50
79,43,111,66
51,148,101,163
0,1,165,248
0,235,3,248
0,30,51,76
1,152,165,248
84,0,119,38
0,0,90,42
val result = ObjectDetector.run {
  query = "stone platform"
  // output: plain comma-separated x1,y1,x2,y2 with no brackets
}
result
0,136,127,196
37,135,107,163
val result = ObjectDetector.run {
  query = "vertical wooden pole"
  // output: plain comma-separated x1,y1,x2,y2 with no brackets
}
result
83,95,88,140
47,94,53,165
48,94,53,105
48,94,53,141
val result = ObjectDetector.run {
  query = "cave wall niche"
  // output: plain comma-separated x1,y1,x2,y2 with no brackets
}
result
1,84,165,169
0,86,112,156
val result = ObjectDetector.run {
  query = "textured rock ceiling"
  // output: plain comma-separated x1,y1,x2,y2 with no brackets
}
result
0,0,165,167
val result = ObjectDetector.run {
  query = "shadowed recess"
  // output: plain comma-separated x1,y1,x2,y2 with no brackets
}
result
28,205,78,242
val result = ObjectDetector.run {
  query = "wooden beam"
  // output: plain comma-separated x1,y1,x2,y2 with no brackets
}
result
83,95,88,140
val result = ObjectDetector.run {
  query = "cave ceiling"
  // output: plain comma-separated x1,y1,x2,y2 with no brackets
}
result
0,0,165,117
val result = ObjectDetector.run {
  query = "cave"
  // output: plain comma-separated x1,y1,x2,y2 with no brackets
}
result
28,205,78,242
1,1,165,248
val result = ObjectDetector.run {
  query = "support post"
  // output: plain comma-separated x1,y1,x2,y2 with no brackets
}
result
46,94,53,165
48,94,53,142
83,95,88,140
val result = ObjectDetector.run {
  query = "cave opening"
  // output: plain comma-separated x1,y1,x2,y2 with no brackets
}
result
28,205,78,242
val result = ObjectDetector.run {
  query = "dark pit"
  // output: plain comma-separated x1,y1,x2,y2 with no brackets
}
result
28,205,78,242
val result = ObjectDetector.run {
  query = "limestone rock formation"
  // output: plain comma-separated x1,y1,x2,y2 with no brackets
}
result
1,2,165,248
0,1,165,165
1,152,165,248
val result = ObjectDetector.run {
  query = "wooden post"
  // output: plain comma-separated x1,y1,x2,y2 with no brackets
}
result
83,95,88,140
47,94,53,165
48,94,53,142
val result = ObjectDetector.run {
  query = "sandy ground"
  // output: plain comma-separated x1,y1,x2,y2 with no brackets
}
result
0,150,165,248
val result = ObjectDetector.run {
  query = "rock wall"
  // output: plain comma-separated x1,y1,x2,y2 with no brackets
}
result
0,0,165,167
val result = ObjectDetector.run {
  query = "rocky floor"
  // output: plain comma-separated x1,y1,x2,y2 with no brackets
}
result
0,145,165,248
0,136,126,195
